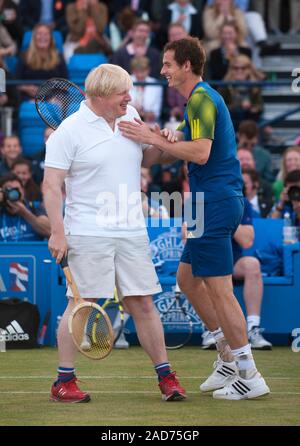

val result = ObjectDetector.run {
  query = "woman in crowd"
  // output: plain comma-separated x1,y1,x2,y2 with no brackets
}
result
11,157,42,202
16,23,68,101
273,146,300,201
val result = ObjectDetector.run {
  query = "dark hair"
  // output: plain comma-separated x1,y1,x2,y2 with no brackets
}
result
242,167,260,185
237,120,259,138
0,172,23,188
284,169,300,186
10,156,42,201
164,37,206,76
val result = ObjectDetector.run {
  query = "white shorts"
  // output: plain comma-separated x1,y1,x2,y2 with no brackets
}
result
66,235,162,300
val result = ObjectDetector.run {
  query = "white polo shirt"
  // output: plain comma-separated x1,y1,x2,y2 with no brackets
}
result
45,101,147,237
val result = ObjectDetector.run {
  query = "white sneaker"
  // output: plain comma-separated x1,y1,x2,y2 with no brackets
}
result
213,372,270,400
200,355,237,392
201,330,216,350
114,332,129,349
248,327,272,350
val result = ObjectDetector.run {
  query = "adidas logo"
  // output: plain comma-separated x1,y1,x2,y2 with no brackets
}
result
0,320,30,342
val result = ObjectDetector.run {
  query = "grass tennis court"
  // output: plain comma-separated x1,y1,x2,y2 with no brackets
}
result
0,346,299,426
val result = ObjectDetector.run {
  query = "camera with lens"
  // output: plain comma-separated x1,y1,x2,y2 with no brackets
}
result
1,187,22,203
288,186,300,202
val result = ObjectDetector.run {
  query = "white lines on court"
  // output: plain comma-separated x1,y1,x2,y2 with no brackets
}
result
0,390,299,396
0,375,298,380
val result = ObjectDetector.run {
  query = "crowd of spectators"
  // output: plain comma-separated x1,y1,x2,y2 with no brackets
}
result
1,0,300,242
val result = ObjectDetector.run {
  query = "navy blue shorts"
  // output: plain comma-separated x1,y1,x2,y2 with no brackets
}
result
181,196,244,277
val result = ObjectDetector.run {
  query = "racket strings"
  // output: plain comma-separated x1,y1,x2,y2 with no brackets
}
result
36,79,84,129
71,306,113,359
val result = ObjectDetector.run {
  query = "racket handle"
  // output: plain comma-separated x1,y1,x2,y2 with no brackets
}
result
60,255,68,269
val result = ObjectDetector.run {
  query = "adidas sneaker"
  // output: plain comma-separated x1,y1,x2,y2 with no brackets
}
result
200,355,237,392
213,372,270,400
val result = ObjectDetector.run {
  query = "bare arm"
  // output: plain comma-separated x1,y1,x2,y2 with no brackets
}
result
43,167,68,262
6,202,51,238
119,119,211,164
233,224,254,249
142,130,184,167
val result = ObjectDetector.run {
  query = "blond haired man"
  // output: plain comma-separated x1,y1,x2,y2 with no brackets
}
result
43,64,186,403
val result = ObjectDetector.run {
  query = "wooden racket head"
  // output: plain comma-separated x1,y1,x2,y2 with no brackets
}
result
35,77,85,129
68,301,114,360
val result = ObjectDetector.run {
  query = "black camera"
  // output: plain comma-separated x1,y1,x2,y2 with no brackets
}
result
2,187,22,203
288,186,300,202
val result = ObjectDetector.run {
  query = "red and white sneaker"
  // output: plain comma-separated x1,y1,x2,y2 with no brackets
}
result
158,372,186,401
50,377,90,403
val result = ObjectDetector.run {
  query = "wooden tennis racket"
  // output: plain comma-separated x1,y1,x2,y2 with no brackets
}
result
60,256,114,360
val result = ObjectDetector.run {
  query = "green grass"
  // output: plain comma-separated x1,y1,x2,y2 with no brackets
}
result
0,346,299,426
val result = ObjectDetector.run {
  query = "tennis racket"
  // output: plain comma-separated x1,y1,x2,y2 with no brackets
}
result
35,77,85,130
159,281,193,350
60,256,114,360
101,290,126,345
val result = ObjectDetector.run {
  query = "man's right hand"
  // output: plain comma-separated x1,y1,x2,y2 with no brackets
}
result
48,233,68,264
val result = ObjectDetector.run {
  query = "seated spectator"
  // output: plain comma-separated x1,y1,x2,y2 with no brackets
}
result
156,0,204,50
28,127,54,186
0,19,17,57
237,120,273,183
64,0,111,63
202,0,248,53
11,157,42,202
0,135,22,177
110,19,161,78
0,172,50,241
0,54,16,107
270,170,300,228
129,56,163,125
16,23,68,101
209,22,252,80
242,167,273,217
164,23,187,122
0,0,22,46
108,6,137,52
273,146,300,202
220,55,265,130
19,0,68,37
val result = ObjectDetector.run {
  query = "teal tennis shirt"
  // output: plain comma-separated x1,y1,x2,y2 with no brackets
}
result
178,81,243,203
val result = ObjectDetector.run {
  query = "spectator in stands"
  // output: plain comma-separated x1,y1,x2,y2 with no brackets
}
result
29,127,54,186
220,55,264,130
64,0,111,63
237,120,273,183
156,0,204,50
129,56,163,125
20,0,68,37
11,157,42,202
208,22,252,80
0,172,50,241
241,167,273,217
272,146,300,201
0,19,17,57
110,19,161,78
201,197,272,350
164,24,187,123
0,135,22,177
0,0,22,47
108,6,137,52
271,170,300,226
16,23,68,101
202,0,248,53
0,54,16,107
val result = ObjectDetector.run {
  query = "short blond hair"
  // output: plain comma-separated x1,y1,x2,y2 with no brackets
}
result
85,64,133,97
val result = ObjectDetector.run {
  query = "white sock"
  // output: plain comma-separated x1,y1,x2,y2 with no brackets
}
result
247,315,260,332
231,344,257,379
211,327,225,342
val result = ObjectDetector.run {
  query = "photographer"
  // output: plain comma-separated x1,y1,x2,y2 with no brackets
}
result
0,173,50,242
270,170,300,230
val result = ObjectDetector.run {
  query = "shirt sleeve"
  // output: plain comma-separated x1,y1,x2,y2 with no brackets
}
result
186,90,217,140
44,126,76,170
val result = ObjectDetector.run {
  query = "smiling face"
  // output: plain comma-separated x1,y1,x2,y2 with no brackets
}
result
34,25,52,51
161,50,186,90
12,163,31,186
2,137,22,163
285,150,300,174
100,89,132,120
